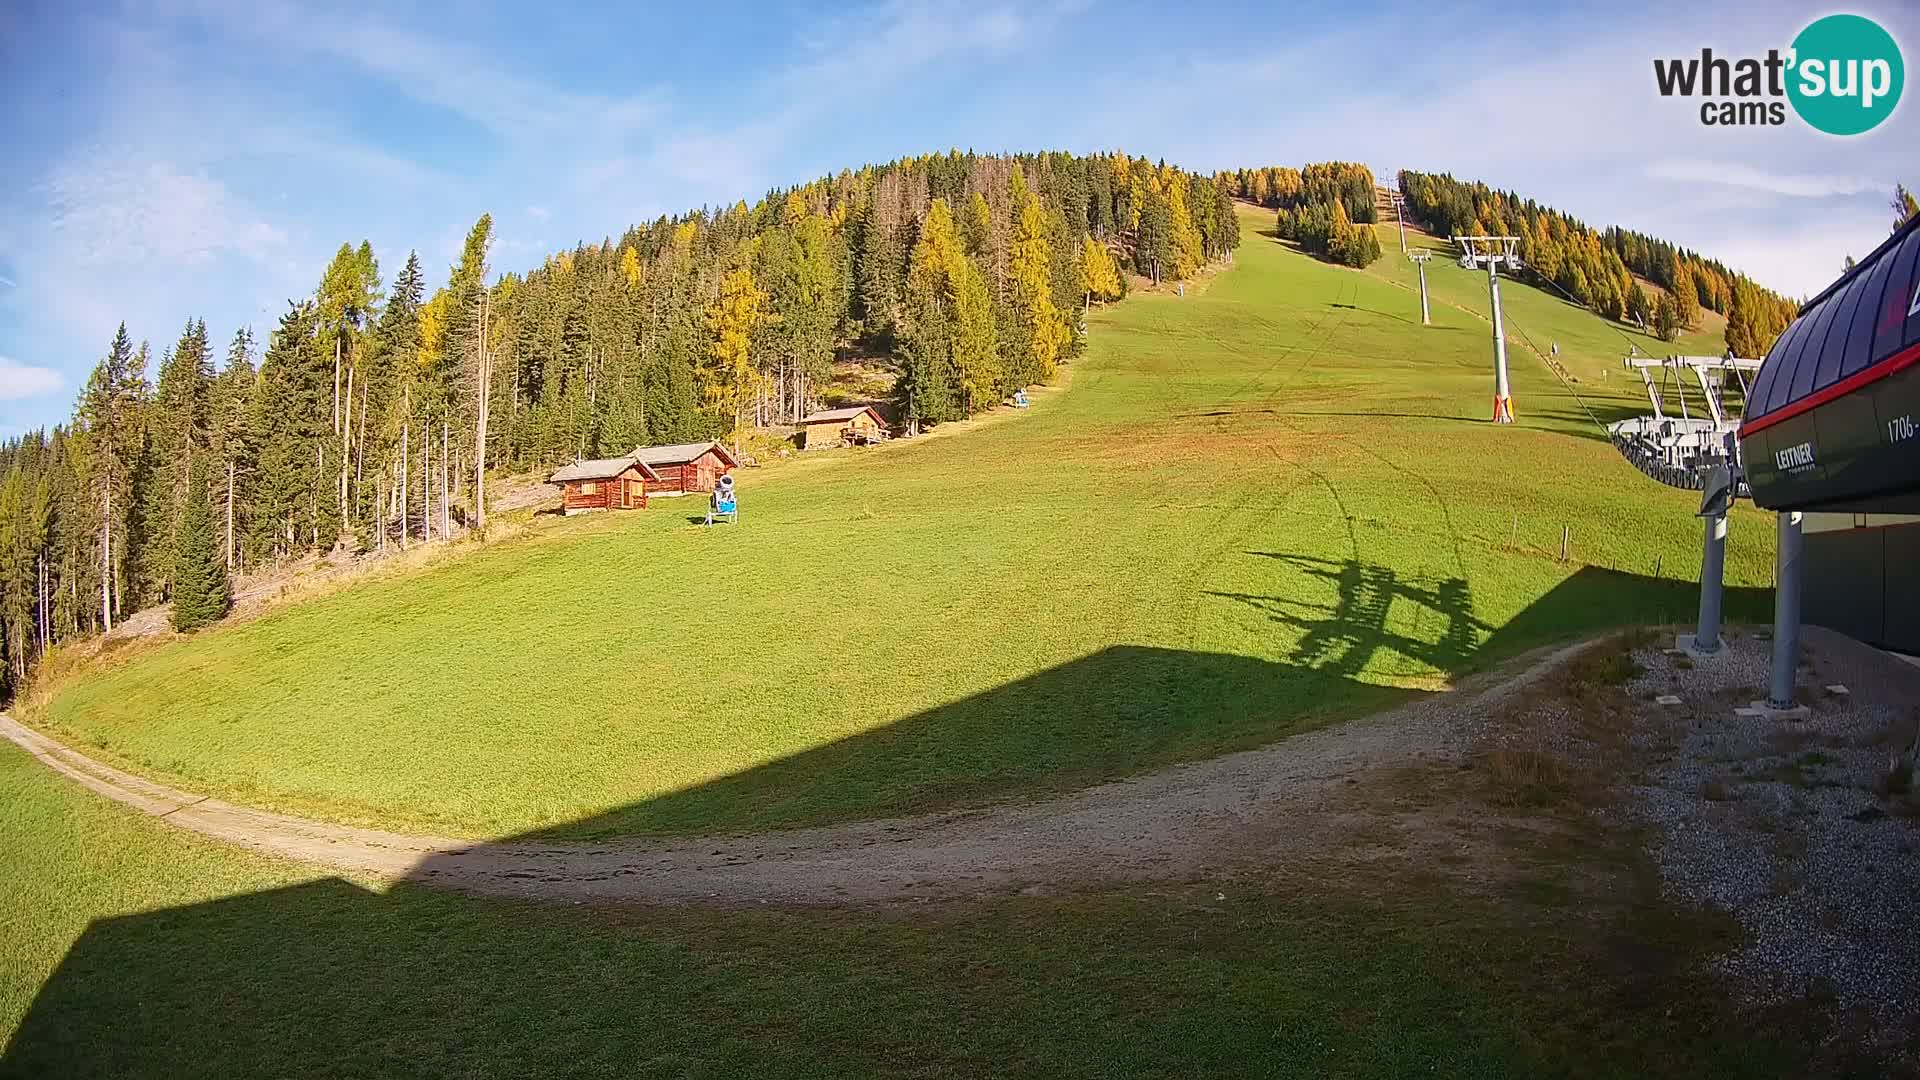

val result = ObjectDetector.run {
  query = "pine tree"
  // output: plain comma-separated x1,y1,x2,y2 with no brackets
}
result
209,327,257,570
140,319,213,598
1008,167,1066,388
251,302,329,557
1166,178,1204,279
900,199,966,427
77,324,143,630
961,192,992,260
1669,264,1701,330
1894,183,1918,233
1137,188,1171,283
1654,291,1681,342
168,460,229,633
1627,282,1653,328
951,255,1000,410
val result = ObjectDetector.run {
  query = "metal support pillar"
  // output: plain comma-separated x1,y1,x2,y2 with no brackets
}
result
1767,510,1803,708
1694,509,1726,653
1416,260,1430,325
1488,264,1512,423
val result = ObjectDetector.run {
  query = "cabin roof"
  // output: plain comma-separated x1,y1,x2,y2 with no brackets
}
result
549,455,659,483
801,405,886,425
631,440,740,468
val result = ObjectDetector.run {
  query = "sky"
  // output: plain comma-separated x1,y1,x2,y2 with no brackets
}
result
0,0,1914,435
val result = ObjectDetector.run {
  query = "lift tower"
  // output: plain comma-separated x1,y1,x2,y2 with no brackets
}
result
1452,235,1523,424
1407,249,1432,325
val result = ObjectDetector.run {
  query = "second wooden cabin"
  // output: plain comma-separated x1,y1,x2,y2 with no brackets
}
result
799,405,889,450
632,440,739,495
550,455,657,514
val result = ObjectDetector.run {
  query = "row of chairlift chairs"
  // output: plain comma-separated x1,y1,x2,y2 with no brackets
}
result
1606,352,1760,497
1440,225,1759,496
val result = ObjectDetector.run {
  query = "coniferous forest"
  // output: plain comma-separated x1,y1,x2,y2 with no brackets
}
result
0,150,1247,687
1395,170,1804,354
0,150,1852,689
1218,163,1385,268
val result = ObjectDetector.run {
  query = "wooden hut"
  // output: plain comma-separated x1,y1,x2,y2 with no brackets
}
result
799,405,889,449
549,454,657,514
631,441,739,495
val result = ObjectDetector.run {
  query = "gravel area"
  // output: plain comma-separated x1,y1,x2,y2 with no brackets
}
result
1626,626,1920,1039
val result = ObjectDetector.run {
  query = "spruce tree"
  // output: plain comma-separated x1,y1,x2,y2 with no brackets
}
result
169,462,229,633
1654,292,1681,342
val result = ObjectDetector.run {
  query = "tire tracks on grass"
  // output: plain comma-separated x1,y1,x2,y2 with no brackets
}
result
0,637,1601,907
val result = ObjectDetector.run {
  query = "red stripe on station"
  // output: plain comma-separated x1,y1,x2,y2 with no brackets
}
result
1740,340,1920,438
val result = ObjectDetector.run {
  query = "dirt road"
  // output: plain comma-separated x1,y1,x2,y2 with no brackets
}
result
2,639,1591,905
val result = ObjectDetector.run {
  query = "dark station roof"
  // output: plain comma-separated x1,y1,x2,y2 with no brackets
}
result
1742,214,1920,436
1738,212,1920,513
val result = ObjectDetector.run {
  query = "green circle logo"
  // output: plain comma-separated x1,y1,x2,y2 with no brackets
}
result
1787,14,1904,135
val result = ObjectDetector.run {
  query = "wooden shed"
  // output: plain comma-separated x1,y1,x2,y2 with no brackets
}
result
631,441,739,495
799,405,889,449
549,454,657,514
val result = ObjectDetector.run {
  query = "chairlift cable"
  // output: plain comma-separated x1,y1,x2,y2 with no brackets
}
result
1499,309,1613,439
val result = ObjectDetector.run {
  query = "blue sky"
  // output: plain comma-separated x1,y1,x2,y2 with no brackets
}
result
0,0,1914,435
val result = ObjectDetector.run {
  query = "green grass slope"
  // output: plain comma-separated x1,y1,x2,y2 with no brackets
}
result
0,737,1825,1077
36,206,1776,839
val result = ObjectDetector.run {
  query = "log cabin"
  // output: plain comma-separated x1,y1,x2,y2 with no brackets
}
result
631,441,739,495
799,405,889,449
549,454,658,514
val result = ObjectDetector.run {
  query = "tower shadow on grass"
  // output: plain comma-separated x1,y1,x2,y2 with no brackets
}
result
2,566,1774,1075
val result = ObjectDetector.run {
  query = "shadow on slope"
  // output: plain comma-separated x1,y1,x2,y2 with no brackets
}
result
2,567,1777,1076
515,562,1744,841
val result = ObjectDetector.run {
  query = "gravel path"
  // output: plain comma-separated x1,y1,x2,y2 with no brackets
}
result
1,638,1591,906
1625,626,1920,1033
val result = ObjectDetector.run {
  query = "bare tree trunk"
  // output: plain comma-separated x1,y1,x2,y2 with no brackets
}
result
225,459,235,570
355,376,367,506
441,420,450,537
473,291,491,532
340,364,354,523
314,445,323,548
332,337,342,436
401,419,410,549
99,481,112,633
423,416,432,542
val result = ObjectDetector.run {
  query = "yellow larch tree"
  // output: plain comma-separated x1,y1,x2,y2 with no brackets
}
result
705,267,764,452
1009,166,1067,386
1081,238,1122,307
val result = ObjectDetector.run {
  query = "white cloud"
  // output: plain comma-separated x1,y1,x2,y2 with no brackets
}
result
526,205,551,222
191,0,665,147
42,154,287,267
1070,4,1916,299
0,357,64,401
1645,160,1882,199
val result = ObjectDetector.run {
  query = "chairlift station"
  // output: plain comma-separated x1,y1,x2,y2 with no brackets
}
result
1610,209,1920,702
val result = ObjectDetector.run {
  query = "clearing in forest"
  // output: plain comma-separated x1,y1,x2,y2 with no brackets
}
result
32,207,1775,840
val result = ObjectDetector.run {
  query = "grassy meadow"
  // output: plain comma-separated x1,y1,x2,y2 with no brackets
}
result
0,732,1828,1078
32,206,1777,839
